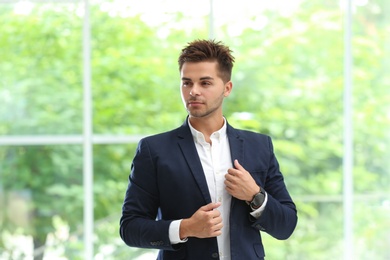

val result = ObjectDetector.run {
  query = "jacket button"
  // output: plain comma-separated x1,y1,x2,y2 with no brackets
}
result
211,252,219,258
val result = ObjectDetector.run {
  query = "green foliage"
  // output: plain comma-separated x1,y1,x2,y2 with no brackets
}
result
0,3,83,135
0,0,389,259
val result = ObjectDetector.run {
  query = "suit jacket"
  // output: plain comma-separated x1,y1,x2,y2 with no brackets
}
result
120,119,297,260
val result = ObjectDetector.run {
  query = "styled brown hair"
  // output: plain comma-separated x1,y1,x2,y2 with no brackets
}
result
178,39,235,83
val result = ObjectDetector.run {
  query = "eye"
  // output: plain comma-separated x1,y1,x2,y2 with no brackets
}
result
202,81,211,86
182,81,191,87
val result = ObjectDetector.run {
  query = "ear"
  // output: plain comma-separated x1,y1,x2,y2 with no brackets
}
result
224,81,233,97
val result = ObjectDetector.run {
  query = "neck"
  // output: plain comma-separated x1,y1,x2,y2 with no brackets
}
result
189,115,224,141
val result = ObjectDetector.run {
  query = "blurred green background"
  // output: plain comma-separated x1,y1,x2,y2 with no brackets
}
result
0,0,389,259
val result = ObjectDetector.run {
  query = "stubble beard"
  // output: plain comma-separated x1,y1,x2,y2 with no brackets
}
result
187,94,224,119
187,105,216,118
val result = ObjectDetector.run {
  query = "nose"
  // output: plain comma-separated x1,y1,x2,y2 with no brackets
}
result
189,84,201,96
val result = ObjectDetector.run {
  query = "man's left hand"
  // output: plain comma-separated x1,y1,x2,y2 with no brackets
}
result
225,159,260,201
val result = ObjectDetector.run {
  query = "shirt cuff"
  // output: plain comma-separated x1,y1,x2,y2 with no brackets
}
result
250,192,268,219
169,219,188,244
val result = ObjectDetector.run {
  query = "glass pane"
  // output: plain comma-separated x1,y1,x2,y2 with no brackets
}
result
220,0,345,258
0,145,83,259
1,0,387,259
0,3,83,135
91,0,209,135
352,0,390,258
92,143,158,259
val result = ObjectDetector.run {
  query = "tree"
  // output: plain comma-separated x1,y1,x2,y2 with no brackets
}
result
0,1,389,259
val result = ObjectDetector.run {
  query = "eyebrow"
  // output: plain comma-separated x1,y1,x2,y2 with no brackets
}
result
181,76,214,81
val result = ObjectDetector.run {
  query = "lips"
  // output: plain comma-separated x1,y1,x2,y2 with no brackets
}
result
188,98,203,104
188,101,204,106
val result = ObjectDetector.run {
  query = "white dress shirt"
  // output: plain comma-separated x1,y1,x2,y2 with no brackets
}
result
169,118,267,259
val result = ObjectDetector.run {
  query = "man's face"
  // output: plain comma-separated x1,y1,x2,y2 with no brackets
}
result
180,61,232,119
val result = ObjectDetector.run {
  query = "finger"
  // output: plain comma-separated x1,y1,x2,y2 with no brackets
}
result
227,167,239,177
211,229,222,237
213,222,223,232
210,209,221,218
225,172,234,181
201,202,221,212
234,159,244,170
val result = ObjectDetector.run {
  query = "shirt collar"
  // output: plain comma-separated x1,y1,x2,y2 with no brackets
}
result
188,117,227,144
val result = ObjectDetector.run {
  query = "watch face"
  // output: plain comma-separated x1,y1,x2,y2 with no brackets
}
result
252,192,265,207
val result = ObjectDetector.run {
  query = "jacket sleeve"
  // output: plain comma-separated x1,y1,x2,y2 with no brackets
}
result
250,136,298,240
119,138,180,250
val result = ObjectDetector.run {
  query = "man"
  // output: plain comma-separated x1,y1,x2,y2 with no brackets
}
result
120,39,297,260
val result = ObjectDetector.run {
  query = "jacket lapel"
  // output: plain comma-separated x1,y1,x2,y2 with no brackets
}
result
227,124,244,166
226,124,244,209
177,121,212,204
175,120,245,206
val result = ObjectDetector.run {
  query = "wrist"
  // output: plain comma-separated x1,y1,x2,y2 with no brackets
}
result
248,188,265,210
179,219,190,240
247,187,261,202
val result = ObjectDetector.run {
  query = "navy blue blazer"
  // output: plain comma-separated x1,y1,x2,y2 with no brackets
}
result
120,119,297,260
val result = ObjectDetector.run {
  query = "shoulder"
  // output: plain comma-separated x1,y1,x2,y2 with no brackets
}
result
227,124,274,152
135,124,191,158
139,123,189,145
141,128,178,142
227,124,271,141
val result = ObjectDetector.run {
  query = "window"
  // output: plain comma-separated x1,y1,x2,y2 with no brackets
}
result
0,0,389,259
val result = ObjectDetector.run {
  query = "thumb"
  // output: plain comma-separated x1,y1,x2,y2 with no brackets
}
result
202,202,221,211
